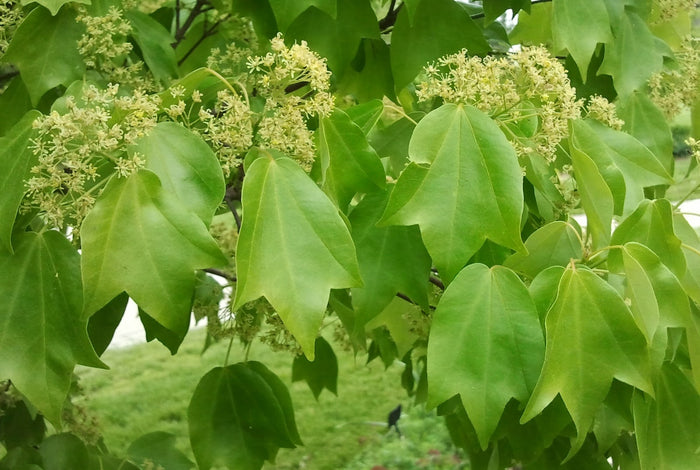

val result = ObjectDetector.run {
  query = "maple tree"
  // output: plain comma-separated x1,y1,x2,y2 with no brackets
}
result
1,0,700,468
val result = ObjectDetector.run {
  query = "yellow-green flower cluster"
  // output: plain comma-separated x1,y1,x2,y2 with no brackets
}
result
24,84,160,233
649,37,700,119
586,95,624,130
417,46,582,162
0,1,22,58
651,0,696,24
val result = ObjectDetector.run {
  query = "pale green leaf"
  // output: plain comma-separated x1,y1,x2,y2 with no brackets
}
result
319,108,386,210
482,0,531,23
81,170,227,345
349,190,430,331
568,122,615,249
126,10,178,84
0,111,40,253
529,265,566,324
633,363,700,469
428,264,545,449
390,0,489,91
365,297,422,359
19,0,90,15
599,8,668,97
609,199,685,278
233,156,362,359
188,363,301,470
380,104,525,283
510,2,554,49
0,232,104,425
521,267,653,459
504,221,583,279
133,122,225,224
291,337,338,399
552,0,612,78
616,91,674,174
3,7,85,104
344,99,384,135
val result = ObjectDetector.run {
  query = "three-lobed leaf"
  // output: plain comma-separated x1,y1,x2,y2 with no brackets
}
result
381,103,525,283
291,336,338,399
234,155,362,359
428,264,545,449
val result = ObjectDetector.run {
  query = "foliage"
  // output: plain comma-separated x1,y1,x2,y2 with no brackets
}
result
1,0,700,468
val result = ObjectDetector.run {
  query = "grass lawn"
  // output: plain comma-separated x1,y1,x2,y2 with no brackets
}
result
76,327,465,469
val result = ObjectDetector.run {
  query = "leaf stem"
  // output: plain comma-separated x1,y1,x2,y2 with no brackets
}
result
384,103,418,125
224,335,234,366
682,242,700,257
673,181,700,210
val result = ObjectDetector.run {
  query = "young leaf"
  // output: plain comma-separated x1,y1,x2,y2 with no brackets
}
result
344,99,384,136
3,7,85,104
81,170,227,345
292,337,338,399
318,108,386,210
133,122,225,224
390,0,489,91
125,10,178,84
381,104,525,283
633,363,700,469
0,232,104,425
428,264,545,450
349,190,431,331
188,363,302,470
521,267,653,459
609,199,685,278
233,156,362,359
504,221,583,279
551,0,612,78
0,110,40,253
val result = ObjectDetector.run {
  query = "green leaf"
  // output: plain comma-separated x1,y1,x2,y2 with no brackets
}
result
551,0,612,78
504,221,583,279
19,0,90,15
233,156,362,359
633,363,700,469
39,434,89,470
125,10,178,84
0,399,45,450
609,199,685,278
3,7,86,105
381,104,525,283
127,432,194,470
338,39,395,102
482,0,531,23
318,108,386,210
0,111,40,253
390,0,489,91
521,267,653,459
133,122,225,224
87,292,129,356
529,265,566,324
365,297,422,358
510,2,554,49
586,120,673,213
268,0,336,32
188,362,302,470
291,336,338,399
568,121,615,249
599,8,669,97
616,91,674,174
81,170,227,346
344,99,384,135
349,190,430,330
0,77,33,137
428,264,545,449
0,232,104,425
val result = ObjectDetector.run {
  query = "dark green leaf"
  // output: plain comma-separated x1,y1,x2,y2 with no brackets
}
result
338,39,395,102
0,111,40,253
134,122,225,224
188,363,301,470
381,104,525,283
126,10,178,84
551,0,612,78
268,0,336,32
38,433,89,470
428,264,545,449
292,336,338,399
482,0,531,23
127,431,194,470
81,170,227,347
87,292,129,356
504,221,583,279
522,267,653,459
0,399,45,450
139,307,185,354
0,77,33,137
319,108,386,210
390,0,489,91
633,363,700,469
609,199,685,278
0,232,104,425
234,155,362,359
4,7,85,105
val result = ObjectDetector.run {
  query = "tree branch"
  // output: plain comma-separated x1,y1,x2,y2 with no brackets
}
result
0,65,19,83
203,268,236,282
379,0,402,32
177,17,223,66
172,0,209,48
429,275,445,290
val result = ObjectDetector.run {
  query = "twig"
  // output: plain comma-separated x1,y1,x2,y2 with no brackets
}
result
429,275,445,290
203,268,236,282
172,0,209,48
379,0,402,32
177,17,223,66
